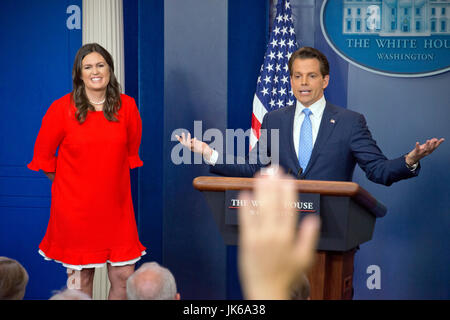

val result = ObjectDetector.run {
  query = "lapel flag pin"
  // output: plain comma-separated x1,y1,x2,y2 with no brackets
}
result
330,119,335,124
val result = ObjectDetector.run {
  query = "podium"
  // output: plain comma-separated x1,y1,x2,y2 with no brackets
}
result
193,176,386,300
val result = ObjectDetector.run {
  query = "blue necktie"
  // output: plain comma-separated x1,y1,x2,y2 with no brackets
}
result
299,108,313,170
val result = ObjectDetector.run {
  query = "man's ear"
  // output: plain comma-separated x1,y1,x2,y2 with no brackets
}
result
322,74,330,89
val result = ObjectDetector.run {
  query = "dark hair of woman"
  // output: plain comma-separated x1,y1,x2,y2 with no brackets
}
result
71,43,122,124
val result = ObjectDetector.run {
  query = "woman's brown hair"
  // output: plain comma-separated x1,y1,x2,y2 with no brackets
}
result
71,43,122,123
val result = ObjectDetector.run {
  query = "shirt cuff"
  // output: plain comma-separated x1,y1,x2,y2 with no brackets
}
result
204,149,218,166
406,161,419,172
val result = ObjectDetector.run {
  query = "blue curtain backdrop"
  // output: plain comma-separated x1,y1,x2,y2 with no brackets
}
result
0,0,82,299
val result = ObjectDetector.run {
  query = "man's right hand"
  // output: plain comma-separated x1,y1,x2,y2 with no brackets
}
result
175,132,213,161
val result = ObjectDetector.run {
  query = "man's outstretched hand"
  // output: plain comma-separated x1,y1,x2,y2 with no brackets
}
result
175,132,213,161
405,138,444,166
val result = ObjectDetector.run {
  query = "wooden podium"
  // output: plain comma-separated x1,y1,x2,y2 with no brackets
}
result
193,176,386,300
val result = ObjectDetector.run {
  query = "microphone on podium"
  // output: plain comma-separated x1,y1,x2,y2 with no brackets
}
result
287,167,304,179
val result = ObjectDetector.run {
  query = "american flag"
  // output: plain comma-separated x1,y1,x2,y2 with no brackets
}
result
250,0,298,150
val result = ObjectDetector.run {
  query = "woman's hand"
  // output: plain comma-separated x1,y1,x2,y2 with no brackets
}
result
44,172,55,182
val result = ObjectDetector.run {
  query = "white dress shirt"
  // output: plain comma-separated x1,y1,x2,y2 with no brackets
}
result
293,95,326,158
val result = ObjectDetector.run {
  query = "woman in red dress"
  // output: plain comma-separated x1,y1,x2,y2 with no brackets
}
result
28,43,145,299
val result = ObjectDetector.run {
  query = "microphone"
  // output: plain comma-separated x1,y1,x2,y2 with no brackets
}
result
297,167,303,179
287,168,303,179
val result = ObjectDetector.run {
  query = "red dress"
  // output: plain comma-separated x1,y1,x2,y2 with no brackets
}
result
28,93,146,268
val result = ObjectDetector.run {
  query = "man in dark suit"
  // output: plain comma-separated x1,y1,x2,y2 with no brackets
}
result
177,47,443,185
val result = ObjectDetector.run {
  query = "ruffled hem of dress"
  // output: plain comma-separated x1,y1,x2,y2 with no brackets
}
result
128,155,143,169
27,157,57,172
38,242,147,271
39,249,146,271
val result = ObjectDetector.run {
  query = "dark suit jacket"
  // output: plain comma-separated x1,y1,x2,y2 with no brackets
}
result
210,102,419,186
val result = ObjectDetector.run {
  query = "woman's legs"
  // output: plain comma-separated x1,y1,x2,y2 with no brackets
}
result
67,264,135,299
67,268,95,298
107,264,135,300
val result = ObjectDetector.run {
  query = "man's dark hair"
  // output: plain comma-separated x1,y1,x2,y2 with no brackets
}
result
288,47,330,77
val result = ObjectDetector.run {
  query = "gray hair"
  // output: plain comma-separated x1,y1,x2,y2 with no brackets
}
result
126,262,177,300
50,288,91,300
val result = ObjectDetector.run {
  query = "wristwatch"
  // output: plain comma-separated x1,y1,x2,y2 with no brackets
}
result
405,162,414,170
404,155,417,171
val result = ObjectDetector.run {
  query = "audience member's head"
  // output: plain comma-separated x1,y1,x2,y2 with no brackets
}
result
290,273,311,300
126,262,180,300
49,288,92,300
0,257,29,300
